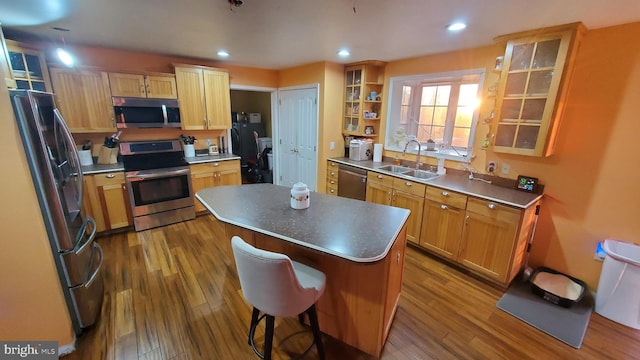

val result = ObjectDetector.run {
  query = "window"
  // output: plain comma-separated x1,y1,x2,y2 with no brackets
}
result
386,69,485,162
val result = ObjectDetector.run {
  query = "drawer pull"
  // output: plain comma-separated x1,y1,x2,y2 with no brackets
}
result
440,204,448,210
487,203,496,209
377,175,383,179
330,180,335,184
330,189,335,193
330,172,335,176
106,174,115,179
441,191,449,196
213,162,220,167
405,182,412,187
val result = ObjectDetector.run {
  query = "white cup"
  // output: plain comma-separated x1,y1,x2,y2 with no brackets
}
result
78,150,93,166
183,144,195,158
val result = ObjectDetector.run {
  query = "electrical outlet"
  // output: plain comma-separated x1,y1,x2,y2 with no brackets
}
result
487,161,497,173
206,138,212,146
330,141,335,150
501,163,510,174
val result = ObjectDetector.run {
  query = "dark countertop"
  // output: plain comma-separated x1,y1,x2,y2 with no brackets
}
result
81,162,124,175
196,183,410,263
328,157,542,209
81,153,241,175
185,153,241,164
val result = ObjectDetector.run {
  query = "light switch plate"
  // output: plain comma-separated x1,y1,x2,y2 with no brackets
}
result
501,163,510,174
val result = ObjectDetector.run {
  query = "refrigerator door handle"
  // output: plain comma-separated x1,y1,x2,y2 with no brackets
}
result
84,242,103,288
54,108,84,210
73,216,97,256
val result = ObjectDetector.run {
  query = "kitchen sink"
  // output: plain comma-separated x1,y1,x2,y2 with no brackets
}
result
377,165,412,174
406,169,441,180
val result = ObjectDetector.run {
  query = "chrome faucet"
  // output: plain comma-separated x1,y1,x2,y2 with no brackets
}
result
403,139,422,169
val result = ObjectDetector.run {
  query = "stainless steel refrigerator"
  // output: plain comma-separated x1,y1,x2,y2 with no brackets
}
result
9,90,103,334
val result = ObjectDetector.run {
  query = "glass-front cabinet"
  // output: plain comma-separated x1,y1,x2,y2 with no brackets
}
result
343,62,385,139
6,40,52,92
493,23,584,156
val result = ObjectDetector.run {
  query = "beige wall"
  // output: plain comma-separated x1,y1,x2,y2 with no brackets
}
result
278,62,344,189
0,62,75,344
381,22,640,289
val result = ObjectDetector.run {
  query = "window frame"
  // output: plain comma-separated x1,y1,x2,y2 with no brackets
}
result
385,68,486,163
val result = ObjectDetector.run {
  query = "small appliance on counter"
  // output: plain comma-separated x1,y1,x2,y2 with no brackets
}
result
349,139,374,161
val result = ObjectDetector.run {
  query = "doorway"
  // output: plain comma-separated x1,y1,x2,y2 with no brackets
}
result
276,85,319,191
229,87,276,184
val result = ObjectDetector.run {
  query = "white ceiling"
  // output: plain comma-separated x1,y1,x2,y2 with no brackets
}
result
1,0,639,70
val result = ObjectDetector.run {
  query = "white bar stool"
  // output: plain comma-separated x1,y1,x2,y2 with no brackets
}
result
231,236,326,360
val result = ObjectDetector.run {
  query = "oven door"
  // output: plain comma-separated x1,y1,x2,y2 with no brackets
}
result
125,166,194,217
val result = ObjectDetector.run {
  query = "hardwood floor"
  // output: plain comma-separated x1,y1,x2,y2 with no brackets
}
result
63,215,640,360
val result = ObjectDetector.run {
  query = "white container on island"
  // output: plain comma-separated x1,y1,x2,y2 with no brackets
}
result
290,182,310,209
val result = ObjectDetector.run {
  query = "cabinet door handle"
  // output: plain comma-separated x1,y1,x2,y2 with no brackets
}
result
146,84,151,94
487,203,496,210
405,182,412,187
465,215,470,225
106,174,115,179
441,191,449,196
140,84,145,94
440,204,448,210
396,251,400,264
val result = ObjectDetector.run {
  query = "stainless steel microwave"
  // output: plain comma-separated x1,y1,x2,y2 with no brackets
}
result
113,97,181,128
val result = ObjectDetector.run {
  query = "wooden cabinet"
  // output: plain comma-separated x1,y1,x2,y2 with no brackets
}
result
493,23,585,156
343,61,385,140
174,65,231,130
109,72,177,99
420,187,468,259
190,160,241,212
459,198,523,283
366,171,425,244
5,40,51,91
326,160,339,195
0,25,15,88
84,172,132,232
50,67,116,132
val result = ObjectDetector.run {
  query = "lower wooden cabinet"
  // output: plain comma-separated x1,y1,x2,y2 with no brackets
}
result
366,172,425,244
190,160,241,212
84,172,133,232
326,160,339,195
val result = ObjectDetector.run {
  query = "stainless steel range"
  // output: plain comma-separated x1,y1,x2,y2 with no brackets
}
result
120,139,195,231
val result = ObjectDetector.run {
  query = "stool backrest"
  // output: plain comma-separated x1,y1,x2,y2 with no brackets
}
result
231,236,318,317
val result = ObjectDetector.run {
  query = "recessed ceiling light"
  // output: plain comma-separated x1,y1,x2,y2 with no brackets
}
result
338,49,350,57
56,48,74,67
217,50,229,57
447,22,467,32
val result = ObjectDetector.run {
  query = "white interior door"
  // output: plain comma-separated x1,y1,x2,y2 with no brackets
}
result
277,86,318,190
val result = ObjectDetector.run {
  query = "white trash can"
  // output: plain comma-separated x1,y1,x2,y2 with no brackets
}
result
595,239,640,329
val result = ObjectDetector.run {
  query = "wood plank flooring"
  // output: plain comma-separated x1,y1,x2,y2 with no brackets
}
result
63,215,640,359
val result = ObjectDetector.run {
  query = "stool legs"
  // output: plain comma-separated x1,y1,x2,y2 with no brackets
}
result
264,315,275,360
249,307,260,345
306,304,325,359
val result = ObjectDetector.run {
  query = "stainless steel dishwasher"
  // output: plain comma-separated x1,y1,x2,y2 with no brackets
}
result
337,163,367,201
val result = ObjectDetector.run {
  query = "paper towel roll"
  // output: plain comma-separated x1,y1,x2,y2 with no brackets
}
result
373,143,383,162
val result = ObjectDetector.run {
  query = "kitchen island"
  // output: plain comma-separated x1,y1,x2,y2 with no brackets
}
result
196,183,410,357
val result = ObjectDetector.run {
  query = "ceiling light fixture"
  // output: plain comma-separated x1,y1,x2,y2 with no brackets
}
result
56,47,74,67
338,49,351,57
228,0,243,10
217,50,229,58
447,22,467,32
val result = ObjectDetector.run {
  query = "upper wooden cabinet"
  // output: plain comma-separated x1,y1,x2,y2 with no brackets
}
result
108,72,177,99
50,67,116,132
5,39,52,92
343,61,385,140
492,23,585,157
174,64,231,130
